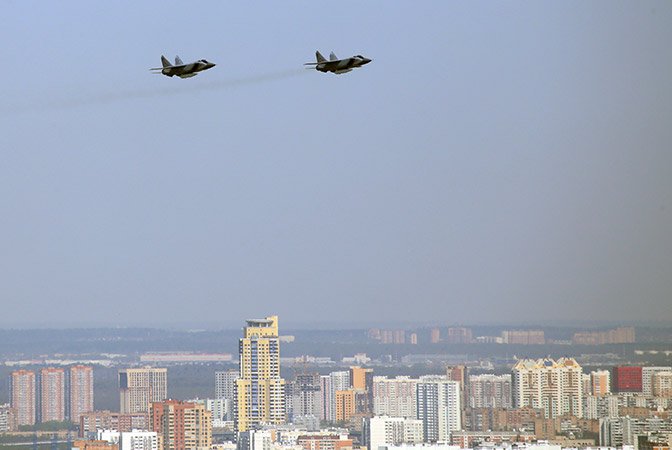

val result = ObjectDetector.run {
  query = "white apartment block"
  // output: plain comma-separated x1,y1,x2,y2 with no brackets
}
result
402,419,424,444
321,371,349,422
190,398,231,426
215,369,236,422
366,416,424,450
416,376,461,443
288,373,322,421
119,367,168,414
467,374,512,409
0,404,11,432
216,370,238,400
208,398,230,423
600,416,672,446
120,430,159,450
99,428,160,450
582,374,591,396
642,367,672,396
583,395,619,419
330,371,350,393
511,358,583,418
652,371,672,397
373,376,418,419
238,429,273,450
98,429,120,444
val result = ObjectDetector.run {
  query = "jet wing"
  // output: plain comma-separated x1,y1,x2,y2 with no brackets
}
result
150,64,189,71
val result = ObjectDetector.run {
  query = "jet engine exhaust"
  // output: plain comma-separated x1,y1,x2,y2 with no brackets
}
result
5,69,309,116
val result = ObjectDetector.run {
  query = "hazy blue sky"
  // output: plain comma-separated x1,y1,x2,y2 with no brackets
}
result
1,2,671,328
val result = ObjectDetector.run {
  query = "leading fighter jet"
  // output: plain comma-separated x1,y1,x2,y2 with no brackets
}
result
304,51,372,74
150,55,216,78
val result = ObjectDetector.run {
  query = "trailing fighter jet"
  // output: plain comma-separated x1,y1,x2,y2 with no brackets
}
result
150,55,216,78
304,51,372,74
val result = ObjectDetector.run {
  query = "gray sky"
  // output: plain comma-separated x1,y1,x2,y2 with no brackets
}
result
1,1,671,328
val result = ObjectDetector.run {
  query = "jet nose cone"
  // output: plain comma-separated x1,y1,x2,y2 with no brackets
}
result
362,58,372,65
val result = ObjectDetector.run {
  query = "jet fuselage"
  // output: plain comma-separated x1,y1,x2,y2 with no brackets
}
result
161,60,216,78
315,56,371,74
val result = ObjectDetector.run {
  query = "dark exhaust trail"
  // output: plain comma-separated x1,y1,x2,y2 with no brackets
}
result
5,68,310,116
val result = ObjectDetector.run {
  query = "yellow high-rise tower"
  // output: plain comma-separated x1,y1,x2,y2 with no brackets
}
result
235,315,285,432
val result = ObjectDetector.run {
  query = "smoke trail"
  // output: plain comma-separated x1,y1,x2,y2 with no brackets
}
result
5,68,310,116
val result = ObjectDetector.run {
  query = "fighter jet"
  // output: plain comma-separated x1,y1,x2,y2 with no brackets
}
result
150,55,216,78
304,51,372,74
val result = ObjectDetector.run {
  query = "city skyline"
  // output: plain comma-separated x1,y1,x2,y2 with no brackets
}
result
2,315,672,450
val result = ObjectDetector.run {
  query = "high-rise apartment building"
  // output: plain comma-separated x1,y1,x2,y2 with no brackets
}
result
235,315,285,432
379,330,406,344
151,400,211,450
70,365,94,422
349,366,373,415
320,375,332,422
334,389,356,422
581,373,591,396
446,365,468,412
350,366,373,391
287,372,322,422
501,330,545,345
611,366,642,393
572,326,635,345
372,376,417,419
446,366,467,386
368,329,382,341
600,417,672,447
215,369,238,421
40,367,66,422
320,371,349,423
642,367,672,396
215,370,238,400
467,374,512,409
652,371,672,397
583,395,619,420
590,370,611,396
430,328,441,344
119,367,168,414
11,370,36,426
416,376,461,442
511,358,583,418
446,327,473,344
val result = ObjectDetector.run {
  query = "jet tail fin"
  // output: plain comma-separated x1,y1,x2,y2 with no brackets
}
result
161,55,171,67
316,51,327,63
329,52,338,61
175,56,184,65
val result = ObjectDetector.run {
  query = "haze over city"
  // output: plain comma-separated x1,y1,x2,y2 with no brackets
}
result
1,2,671,328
